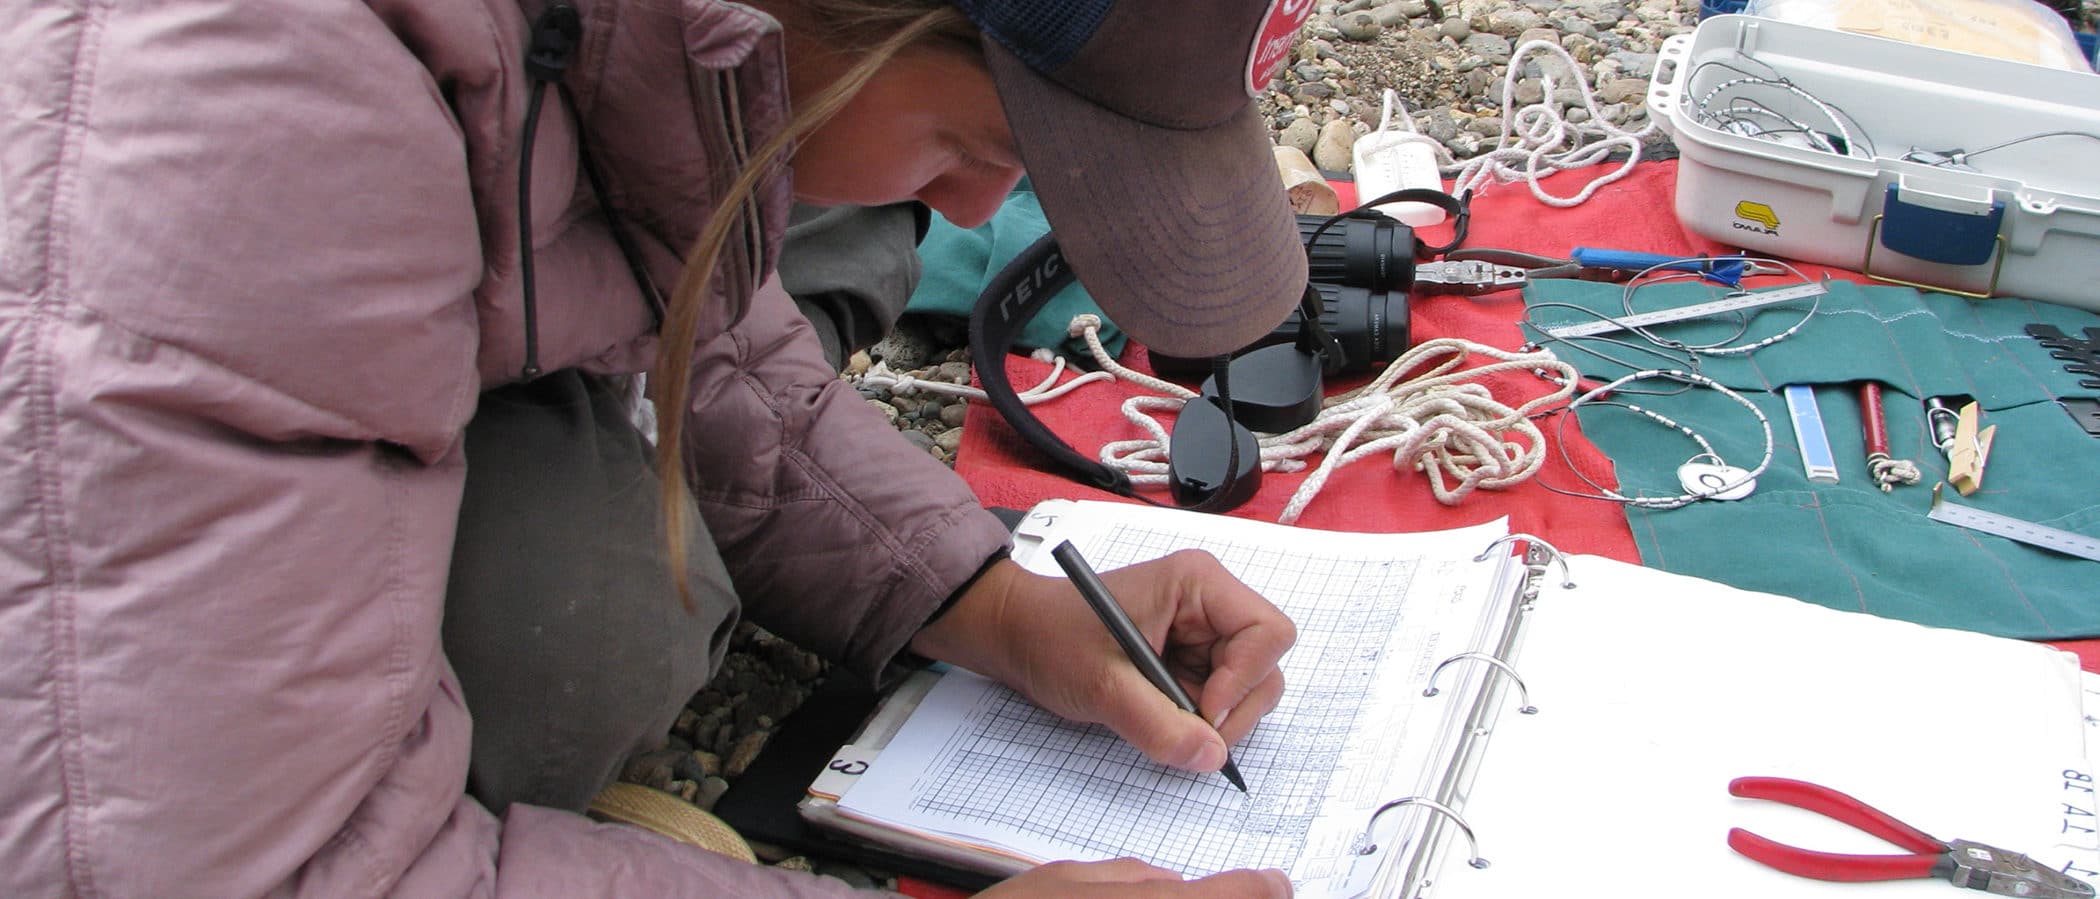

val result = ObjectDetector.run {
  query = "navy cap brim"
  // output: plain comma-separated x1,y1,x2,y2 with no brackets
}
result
979,36,1307,360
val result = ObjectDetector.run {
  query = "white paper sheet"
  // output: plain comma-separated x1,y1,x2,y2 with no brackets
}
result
1417,554,2095,898
837,502,1519,898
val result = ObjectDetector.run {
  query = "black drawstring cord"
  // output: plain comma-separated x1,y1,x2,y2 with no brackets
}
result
517,79,550,380
516,2,583,381
517,3,666,380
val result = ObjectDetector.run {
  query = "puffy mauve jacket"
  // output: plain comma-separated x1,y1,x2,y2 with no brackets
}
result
0,0,1012,895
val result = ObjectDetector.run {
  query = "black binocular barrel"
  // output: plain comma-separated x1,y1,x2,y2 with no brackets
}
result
1297,214,1417,293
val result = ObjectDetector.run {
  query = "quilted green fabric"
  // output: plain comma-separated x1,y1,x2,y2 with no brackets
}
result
1523,278,2100,639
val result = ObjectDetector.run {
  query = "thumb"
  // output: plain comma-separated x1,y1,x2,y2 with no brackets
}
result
1095,670,1228,773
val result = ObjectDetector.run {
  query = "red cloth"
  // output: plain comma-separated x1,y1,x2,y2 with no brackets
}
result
955,162,1746,560
923,163,2100,899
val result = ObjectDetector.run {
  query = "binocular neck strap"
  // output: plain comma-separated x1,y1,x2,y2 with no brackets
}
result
967,233,1134,496
966,233,1256,514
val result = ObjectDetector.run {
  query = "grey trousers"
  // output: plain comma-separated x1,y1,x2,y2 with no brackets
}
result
444,203,919,815
781,202,927,370
443,370,738,815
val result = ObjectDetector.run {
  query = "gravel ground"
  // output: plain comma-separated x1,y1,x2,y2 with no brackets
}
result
633,0,2099,885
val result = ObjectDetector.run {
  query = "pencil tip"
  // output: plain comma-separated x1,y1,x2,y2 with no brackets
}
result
1222,760,1249,793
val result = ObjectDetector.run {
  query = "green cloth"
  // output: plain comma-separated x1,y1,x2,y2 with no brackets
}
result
1524,278,2100,639
906,179,1127,357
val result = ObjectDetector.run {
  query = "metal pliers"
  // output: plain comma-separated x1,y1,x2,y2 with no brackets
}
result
1409,259,1533,296
1445,247,1787,289
1728,776,2096,898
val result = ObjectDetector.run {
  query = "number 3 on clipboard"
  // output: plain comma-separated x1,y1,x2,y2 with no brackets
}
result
828,758,868,776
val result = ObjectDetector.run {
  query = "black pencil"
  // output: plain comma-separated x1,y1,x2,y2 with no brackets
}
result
1049,540,1249,793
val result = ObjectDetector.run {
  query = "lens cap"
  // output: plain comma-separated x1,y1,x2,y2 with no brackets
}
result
1168,395,1262,509
1199,344,1323,434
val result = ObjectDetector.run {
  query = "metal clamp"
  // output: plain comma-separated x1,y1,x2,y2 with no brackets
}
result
1473,534,1573,589
1862,214,2005,299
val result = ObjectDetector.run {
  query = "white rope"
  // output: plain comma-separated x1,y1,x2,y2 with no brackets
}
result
1431,39,1659,208
860,349,1114,405
1867,453,1923,492
1070,314,1194,399
1068,319,1579,524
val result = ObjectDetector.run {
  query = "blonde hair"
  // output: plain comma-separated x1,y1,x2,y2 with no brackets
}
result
652,3,979,605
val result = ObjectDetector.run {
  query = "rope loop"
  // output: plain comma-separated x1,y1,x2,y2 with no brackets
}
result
1066,321,1577,524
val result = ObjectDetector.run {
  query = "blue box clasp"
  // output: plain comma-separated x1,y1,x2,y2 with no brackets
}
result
1877,182,2004,266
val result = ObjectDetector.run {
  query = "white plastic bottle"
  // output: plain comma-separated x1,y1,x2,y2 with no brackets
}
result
1352,90,1447,227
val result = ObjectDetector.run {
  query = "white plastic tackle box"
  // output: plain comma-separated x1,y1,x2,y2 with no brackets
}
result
1646,14,2100,310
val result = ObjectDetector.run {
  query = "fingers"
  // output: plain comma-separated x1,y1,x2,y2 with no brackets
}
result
1185,868,1294,898
1093,867,1295,898
1093,665,1230,772
978,548,1297,775
1072,549,1293,768
1147,551,1294,738
1030,857,1185,885
1212,666,1286,746
980,860,1292,898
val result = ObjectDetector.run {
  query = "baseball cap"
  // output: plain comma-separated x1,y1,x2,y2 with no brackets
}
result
951,0,1315,359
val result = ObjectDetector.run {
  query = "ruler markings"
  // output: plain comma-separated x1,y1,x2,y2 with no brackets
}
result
1927,484,2100,563
1541,282,1828,339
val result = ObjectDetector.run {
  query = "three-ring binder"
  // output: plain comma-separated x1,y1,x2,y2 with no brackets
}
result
1368,535,1570,898
1359,797,1485,868
1422,651,1537,715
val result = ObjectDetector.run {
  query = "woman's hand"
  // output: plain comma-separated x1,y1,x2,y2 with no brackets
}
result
976,858,1292,898
908,550,1295,775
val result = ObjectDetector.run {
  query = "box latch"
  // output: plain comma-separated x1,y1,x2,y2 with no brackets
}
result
1865,182,2007,297
1878,183,2004,265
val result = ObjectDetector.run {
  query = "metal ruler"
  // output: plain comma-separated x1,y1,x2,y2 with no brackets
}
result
1541,281,1828,339
1928,483,2100,562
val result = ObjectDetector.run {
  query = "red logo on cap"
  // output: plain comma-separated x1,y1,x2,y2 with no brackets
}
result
1245,0,1315,97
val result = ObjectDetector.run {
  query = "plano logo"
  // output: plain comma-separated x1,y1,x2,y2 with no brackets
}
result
1246,0,1316,96
1732,200,1780,236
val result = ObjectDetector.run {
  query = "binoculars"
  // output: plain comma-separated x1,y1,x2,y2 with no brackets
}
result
1151,214,1417,376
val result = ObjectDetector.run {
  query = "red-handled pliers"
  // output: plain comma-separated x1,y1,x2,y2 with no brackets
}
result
1728,776,2096,897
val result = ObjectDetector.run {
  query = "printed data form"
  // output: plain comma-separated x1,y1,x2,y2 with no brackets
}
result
837,502,1519,898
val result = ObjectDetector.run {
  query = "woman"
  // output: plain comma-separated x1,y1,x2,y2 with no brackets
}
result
0,0,1313,895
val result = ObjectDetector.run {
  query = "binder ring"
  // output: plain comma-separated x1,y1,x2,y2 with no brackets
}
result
1422,651,1537,714
1358,797,1487,868
1473,534,1574,588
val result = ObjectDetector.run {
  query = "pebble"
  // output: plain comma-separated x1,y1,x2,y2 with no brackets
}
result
691,749,721,779
695,776,731,812
724,730,771,779
1279,116,1320,155
867,318,936,371
1250,0,1700,166
1335,12,1382,41
1312,118,1358,171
